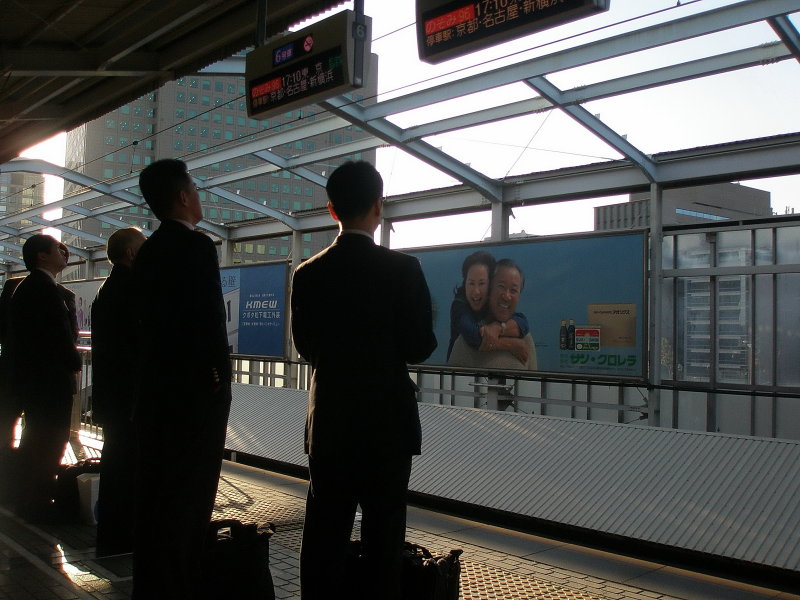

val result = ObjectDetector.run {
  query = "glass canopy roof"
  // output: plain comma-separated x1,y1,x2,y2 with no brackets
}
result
1,0,798,269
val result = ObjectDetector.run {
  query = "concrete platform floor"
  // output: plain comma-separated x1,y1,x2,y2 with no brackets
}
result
1,459,798,600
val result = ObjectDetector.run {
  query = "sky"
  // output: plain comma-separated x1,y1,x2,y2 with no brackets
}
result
16,0,800,249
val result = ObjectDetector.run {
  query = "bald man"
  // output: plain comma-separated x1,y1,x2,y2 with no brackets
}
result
91,227,146,556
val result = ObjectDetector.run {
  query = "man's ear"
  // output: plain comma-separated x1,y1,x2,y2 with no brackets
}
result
327,201,340,222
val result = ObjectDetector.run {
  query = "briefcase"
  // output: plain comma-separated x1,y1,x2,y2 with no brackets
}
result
201,519,276,600
347,539,463,600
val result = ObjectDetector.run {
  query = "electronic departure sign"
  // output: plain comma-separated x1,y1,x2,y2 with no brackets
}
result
246,10,371,119
417,0,610,64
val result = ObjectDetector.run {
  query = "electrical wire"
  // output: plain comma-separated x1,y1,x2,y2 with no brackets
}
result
0,0,708,228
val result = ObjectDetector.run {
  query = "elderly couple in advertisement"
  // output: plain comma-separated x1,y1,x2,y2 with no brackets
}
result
447,250,538,371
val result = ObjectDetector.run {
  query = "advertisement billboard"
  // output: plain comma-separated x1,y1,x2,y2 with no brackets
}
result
407,231,646,379
220,262,288,358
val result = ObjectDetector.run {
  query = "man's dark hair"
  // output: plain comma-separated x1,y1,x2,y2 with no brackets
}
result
325,161,383,222
138,159,192,220
494,258,525,290
21,234,57,271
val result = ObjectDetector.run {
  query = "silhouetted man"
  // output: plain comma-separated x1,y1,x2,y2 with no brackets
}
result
0,276,24,503
131,159,231,599
7,235,80,521
291,161,437,599
91,227,146,556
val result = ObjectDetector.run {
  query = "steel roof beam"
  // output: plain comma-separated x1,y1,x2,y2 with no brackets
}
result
769,15,800,61
524,76,657,182
360,0,798,121
320,96,503,202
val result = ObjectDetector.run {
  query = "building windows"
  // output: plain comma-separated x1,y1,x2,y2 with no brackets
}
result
202,96,211,106
676,208,727,221
176,92,186,102
105,136,115,145
106,119,116,128
175,108,185,119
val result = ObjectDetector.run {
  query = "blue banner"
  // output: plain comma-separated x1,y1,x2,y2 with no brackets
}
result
221,262,288,358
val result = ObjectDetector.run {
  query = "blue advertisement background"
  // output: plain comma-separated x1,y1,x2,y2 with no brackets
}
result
221,262,287,357
407,232,646,378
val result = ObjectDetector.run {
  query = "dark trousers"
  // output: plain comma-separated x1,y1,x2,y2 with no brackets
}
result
0,394,21,452
300,453,413,600
96,418,137,556
131,386,231,600
0,391,22,504
15,392,72,519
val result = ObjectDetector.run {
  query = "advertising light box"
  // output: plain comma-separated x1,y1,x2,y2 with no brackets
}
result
221,262,288,358
407,230,646,379
417,0,610,64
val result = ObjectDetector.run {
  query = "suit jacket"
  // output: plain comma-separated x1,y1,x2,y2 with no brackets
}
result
91,263,138,425
133,220,231,419
7,269,81,401
291,233,437,459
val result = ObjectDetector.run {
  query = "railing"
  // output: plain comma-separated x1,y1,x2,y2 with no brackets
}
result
74,353,800,443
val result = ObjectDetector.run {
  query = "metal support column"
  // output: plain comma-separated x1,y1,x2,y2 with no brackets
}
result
85,257,95,280
490,201,509,242
648,182,663,427
256,0,268,47
287,229,303,388
218,238,234,267
379,217,391,248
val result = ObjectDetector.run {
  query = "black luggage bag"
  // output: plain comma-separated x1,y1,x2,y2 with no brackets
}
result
347,539,463,600
202,518,276,600
54,456,102,522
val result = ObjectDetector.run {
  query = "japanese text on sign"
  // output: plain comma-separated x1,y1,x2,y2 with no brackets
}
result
424,0,572,48
249,46,345,112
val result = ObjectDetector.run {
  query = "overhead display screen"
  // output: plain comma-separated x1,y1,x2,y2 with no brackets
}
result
246,10,371,118
407,230,646,379
417,0,610,63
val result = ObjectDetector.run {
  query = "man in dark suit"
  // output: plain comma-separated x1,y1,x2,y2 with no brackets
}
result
131,159,231,599
0,276,25,504
7,235,81,521
291,161,437,599
91,227,146,556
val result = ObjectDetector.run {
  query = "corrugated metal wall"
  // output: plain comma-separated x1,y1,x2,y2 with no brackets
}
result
226,384,800,572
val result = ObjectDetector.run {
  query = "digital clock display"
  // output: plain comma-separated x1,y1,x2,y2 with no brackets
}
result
418,0,610,63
